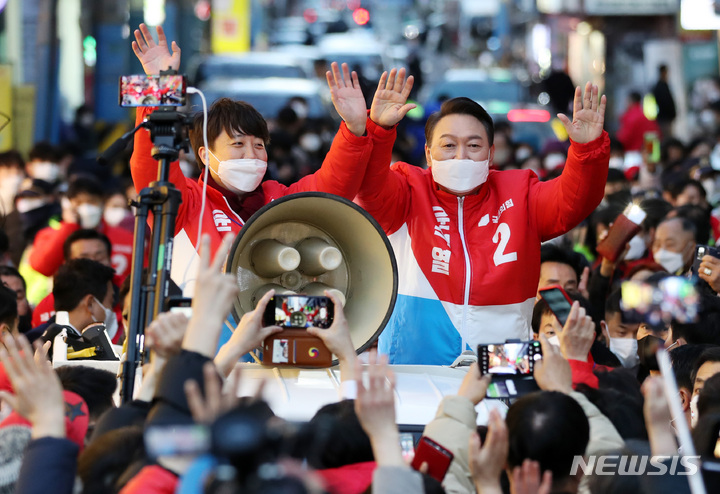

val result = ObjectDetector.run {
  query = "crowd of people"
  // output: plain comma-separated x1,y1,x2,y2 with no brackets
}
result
0,22,719,494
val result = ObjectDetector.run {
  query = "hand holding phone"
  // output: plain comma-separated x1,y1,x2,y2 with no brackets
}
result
478,341,542,399
261,295,334,366
411,436,454,482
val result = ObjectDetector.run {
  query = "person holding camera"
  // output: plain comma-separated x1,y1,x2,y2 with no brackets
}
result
129,24,373,292
355,75,610,365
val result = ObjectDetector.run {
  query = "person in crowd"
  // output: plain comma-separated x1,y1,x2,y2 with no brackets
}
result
25,142,63,185
55,365,116,440
0,283,19,337
537,243,589,298
602,289,640,368
0,151,27,266
28,175,134,282
670,344,713,427
25,258,116,344
352,68,609,364
616,91,660,152
652,216,697,275
652,64,677,139
692,348,720,406
31,229,120,329
102,189,134,232
130,24,374,291
0,266,33,333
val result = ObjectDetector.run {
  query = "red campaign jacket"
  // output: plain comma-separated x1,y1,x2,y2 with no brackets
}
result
29,221,134,282
130,107,372,292
357,118,610,364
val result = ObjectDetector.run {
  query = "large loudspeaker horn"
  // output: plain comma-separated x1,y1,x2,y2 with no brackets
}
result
226,192,398,357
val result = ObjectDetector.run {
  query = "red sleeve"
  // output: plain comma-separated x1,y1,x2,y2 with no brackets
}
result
28,222,80,276
119,465,178,494
129,107,193,235
569,359,599,389
529,131,610,241
355,117,412,235
268,121,372,200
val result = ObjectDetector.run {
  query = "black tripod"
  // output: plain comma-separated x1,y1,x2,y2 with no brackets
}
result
99,105,190,402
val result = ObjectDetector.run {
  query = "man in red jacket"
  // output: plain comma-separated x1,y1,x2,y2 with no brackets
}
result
29,175,134,283
355,72,610,364
130,24,372,292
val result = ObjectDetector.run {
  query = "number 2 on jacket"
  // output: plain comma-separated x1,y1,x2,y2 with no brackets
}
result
492,223,518,266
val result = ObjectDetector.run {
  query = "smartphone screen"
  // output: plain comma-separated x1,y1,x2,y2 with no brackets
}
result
264,295,334,329
539,286,573,326
145,425,209,458
119,74,186,107
478,341,542,376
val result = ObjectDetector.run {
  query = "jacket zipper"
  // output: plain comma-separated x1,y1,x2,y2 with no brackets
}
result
458,196,472,353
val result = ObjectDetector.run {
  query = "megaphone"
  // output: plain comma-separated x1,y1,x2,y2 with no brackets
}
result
226,192,398,358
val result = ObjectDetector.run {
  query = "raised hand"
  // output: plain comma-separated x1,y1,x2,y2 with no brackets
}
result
214,289,282,377
182,234,238,358
510,460,553,494
132,23,181,76
557,82,606,144
185,362,241,424
145,312,189,359
370,68,416,129
468,409,508,494
326,62,367,137
0,335,65,439
557,301,595,362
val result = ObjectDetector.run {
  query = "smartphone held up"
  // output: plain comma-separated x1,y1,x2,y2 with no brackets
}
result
119,74,186,107
261,295,334,367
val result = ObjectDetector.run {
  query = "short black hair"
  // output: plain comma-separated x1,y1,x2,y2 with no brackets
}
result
506,391,590,482
0,266,25,291
0,283,18,329
697,373,720,419
670,205,710,244
605,288,622,317
55,365,117,419
0,150,24,169
540,244,583,279
28,142,59,163
53,259,115,312
629,92,642,104
78,426,145,493
189,97,270,168
657,215,697,242
63,229,112,261
691,347,720,389
531,298,553,334
425,97,494,146
639,197,673,231
67,174,104,200
670,344,713,391
304,399,373,469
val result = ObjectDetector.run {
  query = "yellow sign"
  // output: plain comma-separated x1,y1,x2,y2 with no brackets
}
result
211,0,251,53
0,65,13,152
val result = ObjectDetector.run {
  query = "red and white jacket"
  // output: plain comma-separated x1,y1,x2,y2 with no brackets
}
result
130,107,372,293
357,119,610,365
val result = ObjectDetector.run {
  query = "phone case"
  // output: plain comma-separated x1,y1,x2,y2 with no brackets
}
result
411,436,454,482
597,214,642,262
538,285,573,327
262,330,332,367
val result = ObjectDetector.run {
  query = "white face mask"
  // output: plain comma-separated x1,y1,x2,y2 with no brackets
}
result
207,149,266,194
16,197,47,214
103,206,127,227
76,203,103,229
430,157,489,195
32,161,60,182
547,335,561,347
92,297,118,341
609,337,639,368
690,393,699,428
653,248,686,274
625,234,646,261
608,156,625,169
